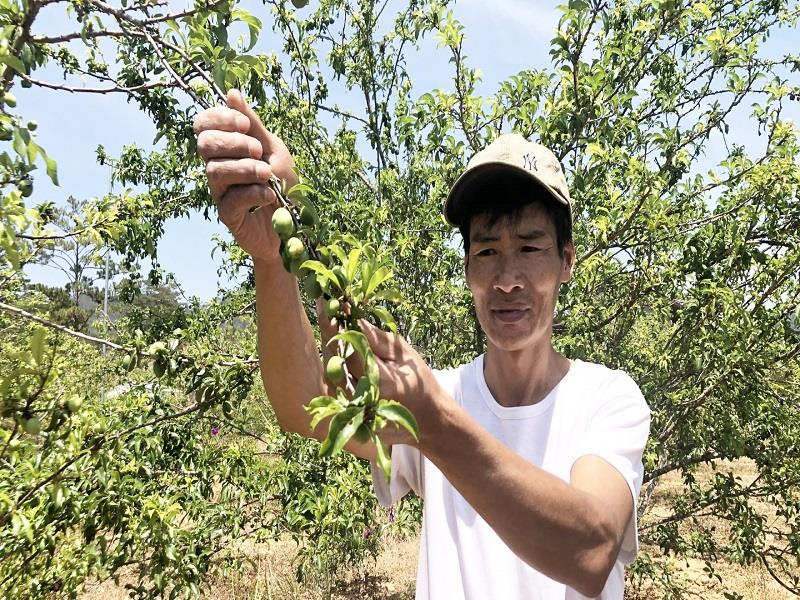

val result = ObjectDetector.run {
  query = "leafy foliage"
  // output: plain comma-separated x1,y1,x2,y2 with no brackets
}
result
0,0,799,598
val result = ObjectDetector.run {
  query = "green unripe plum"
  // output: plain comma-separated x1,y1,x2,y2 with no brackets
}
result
122,355,133,371
3,92,16,108
326,298,341,317
65,395,83,413
26,120,37,131
24,417,41,435
19,180,32,197
291,0,309,7
271,207,295,240
20,79,31,88
286,236,305,260
299,205,318,227
325,355,346,384
303,273,322,298
91,421,106,435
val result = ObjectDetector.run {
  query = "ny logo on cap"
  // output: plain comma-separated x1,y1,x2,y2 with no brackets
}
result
523,153,538,171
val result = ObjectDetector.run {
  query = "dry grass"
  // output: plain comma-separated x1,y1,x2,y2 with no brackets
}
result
632,458,797,599
81,458,797,599
80,534,418,600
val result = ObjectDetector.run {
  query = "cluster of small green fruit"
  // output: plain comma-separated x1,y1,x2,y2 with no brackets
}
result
267,176,418,480
1,91,38,198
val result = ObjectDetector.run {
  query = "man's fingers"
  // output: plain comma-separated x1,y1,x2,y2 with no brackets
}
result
227,90,291,165
216,184,276,229
206,158,272,200
193,106,250,136
197,130,263,162
359,319,403,363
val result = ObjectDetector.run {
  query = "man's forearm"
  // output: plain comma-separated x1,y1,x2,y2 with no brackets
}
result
419,392,622,597
254,258,326,435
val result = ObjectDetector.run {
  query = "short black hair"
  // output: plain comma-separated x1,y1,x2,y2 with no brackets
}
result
458,174,573,257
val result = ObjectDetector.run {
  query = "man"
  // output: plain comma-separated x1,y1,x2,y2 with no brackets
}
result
194,90,651,599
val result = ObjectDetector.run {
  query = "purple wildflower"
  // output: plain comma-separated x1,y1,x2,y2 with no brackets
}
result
211,425,220,436
363,527,372,540
388,507,396,523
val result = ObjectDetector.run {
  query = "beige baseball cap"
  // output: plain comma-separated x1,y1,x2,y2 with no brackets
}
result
444,133,572,227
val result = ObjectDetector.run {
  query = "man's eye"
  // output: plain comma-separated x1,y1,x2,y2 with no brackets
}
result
475,248,495,256
521,246,540,253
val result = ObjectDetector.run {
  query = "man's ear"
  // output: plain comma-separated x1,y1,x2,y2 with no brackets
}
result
561,241,575,283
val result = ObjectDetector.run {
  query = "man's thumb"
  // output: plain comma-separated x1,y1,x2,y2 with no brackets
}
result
359,319,397,361
226,89,272,159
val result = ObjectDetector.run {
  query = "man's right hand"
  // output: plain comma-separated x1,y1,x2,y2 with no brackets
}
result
193,89,298,264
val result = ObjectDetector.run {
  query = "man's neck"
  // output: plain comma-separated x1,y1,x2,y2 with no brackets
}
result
483,341,571,408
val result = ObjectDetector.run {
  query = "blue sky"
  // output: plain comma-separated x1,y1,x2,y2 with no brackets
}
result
17,0,798,301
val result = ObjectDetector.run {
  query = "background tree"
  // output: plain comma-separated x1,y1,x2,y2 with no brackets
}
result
0,0,798,598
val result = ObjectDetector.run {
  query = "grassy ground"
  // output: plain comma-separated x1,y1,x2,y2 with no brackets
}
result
629,458,796,600
81,458,796,599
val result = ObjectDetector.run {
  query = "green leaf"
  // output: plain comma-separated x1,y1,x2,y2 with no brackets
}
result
300,260,336,284
370,306,397,332
287,182,314,202
346,246,363,286
372,288,404,304
377,400,419,441
364,351,380,386
43,152,58,186
212,59,227,93
327,243,348,265
330,330,370,357
374,437,392,481
330,408,365,456
319,406,360,456
0,53,25,75
306,395,342,429
29,327,45,366
365,265,393,298
231,8,262,52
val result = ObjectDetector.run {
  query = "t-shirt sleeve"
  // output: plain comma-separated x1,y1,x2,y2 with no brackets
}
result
573,371,651,565
370,443,423,507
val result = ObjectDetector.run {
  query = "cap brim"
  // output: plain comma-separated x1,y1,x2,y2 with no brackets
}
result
444,162,568,227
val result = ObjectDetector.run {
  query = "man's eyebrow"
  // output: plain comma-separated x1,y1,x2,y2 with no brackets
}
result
471,232,499,243
470,229,548,243
517,229,548,240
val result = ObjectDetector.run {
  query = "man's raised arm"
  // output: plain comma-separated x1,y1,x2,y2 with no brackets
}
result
194,90,375,459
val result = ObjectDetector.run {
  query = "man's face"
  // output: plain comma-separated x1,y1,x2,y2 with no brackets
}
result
465,203,574,353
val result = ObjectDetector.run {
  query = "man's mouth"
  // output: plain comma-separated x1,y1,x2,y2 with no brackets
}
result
491,307,529,323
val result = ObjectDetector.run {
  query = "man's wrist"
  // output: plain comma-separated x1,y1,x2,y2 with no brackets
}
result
253,256,296,289
416,384,460,456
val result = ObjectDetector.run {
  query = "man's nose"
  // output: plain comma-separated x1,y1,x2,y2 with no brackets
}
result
493,256,524,293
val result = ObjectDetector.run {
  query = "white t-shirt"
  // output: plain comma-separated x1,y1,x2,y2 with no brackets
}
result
371,355,651,600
